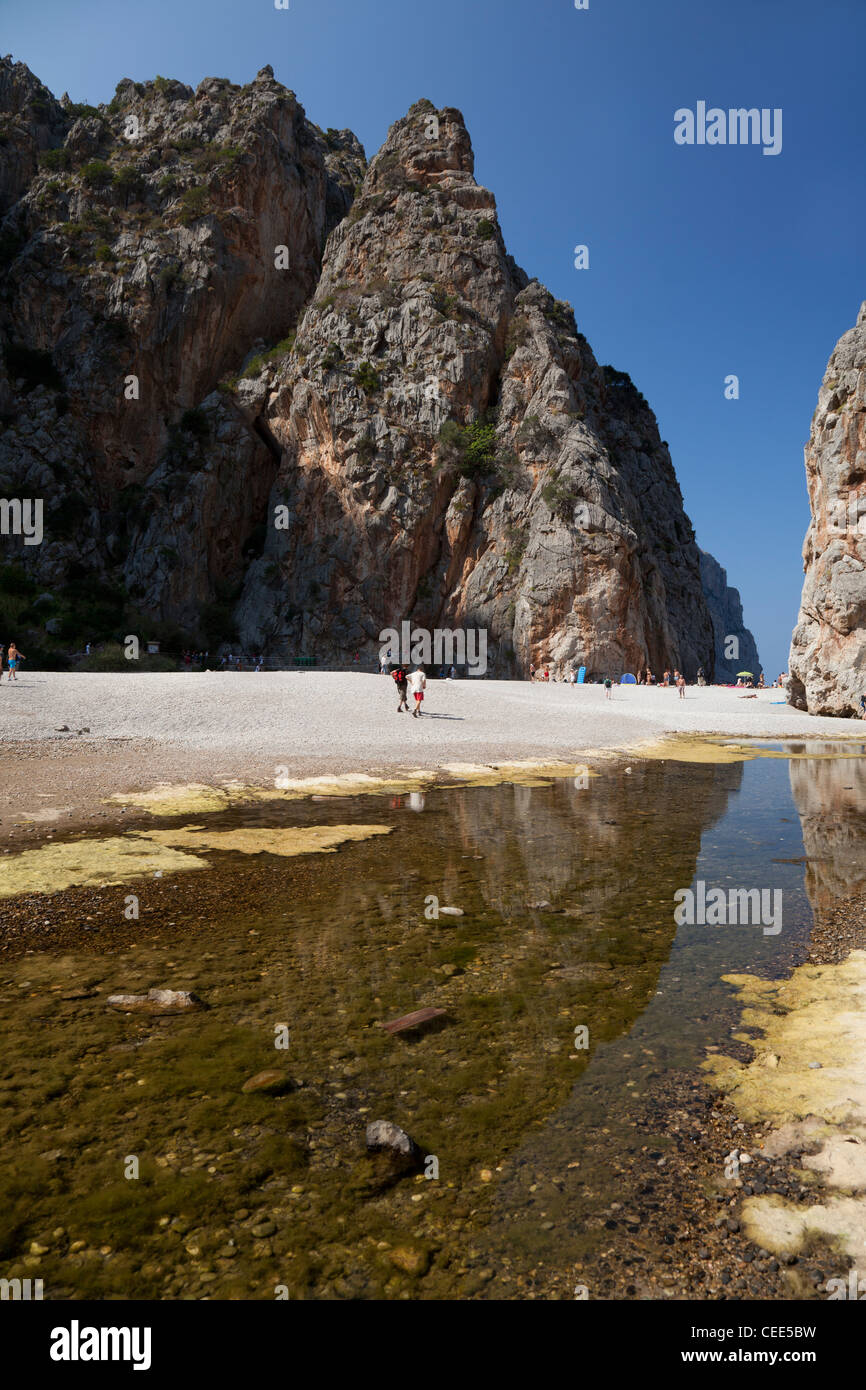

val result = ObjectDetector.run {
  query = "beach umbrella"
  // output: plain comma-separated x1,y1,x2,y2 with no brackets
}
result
620,673,637,684
737,671,754,678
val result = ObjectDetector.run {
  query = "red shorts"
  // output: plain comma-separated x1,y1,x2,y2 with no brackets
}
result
414,692,424,702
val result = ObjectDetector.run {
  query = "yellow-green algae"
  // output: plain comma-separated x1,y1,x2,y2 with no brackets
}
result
619,733,866,767
107,761,595,819
140,825,393,858
704,950,866,1254
620,735,866,766
0,836,209,899
0,825,392,898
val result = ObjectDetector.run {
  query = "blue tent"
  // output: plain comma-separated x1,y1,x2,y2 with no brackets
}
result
620,673,637,684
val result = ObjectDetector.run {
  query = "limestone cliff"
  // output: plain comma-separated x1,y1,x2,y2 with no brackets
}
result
789,302,866,716
0,60,364,647
1,64,715,676
236,101,713,676
699,549,761,683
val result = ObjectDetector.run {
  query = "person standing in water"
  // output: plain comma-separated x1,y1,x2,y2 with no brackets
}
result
6,643,24,681
408,665,426,717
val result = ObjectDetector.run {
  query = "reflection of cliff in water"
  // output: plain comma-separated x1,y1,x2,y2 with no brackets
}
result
0,756,748,1300
788,741,866,916
420,756,742,922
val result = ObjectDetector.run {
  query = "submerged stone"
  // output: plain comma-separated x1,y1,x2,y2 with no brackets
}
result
241,1070,293,1095
382,1006,446,1036
107,988,207,1015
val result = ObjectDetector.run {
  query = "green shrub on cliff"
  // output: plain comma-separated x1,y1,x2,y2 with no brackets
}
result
177,185,209,224
39,147,71,172
81,160,113,189
354,361,381,394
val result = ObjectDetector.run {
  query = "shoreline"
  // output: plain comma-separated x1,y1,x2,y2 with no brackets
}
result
0,672,863,841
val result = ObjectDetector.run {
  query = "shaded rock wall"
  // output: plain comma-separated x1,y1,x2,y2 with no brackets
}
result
789,302,866,715
699,549,761,682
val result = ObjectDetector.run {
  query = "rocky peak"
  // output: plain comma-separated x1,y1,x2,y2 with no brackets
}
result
233,101,714,677
0,55,67,213
368,101,476,190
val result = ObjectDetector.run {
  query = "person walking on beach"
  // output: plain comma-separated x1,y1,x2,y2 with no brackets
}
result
676,671,686,699
697,665,706,686
6,643,24,681
408,665,426,717
392,664,409,712
603,675,612,700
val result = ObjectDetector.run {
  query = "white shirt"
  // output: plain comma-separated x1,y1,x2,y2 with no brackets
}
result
408,670,426,694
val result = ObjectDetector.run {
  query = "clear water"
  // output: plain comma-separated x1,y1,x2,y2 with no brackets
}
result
1,741,864,1299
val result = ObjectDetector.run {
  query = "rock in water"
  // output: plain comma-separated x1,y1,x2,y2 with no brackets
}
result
699,550,762,683
789,301,866,716
382,1006,446,1035
365,1120,420,1159
241,1069,293,1094
365,1120,423,1184
106,988,206,1014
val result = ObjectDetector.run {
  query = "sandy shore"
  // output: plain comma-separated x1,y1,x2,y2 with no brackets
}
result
0,672,860,837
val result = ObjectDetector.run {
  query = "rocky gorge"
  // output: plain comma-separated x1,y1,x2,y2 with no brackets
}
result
1,57,755,680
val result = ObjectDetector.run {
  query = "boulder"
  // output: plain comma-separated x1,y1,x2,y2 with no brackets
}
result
106,988,206,1014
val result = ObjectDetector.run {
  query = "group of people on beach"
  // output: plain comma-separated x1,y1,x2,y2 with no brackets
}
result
528,663,688,693
0,643,24,681
181,651,264,671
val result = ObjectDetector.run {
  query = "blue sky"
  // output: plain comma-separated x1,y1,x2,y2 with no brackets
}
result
4,0,864,676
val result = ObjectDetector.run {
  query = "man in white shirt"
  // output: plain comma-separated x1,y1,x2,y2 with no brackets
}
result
408,665,427,718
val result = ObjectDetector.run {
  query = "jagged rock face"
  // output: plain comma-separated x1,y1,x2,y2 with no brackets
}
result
789,302,866,716
0,59,365,637
2,68,715,673
238,101,714,677
0,57,67,215
699,550,761,682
